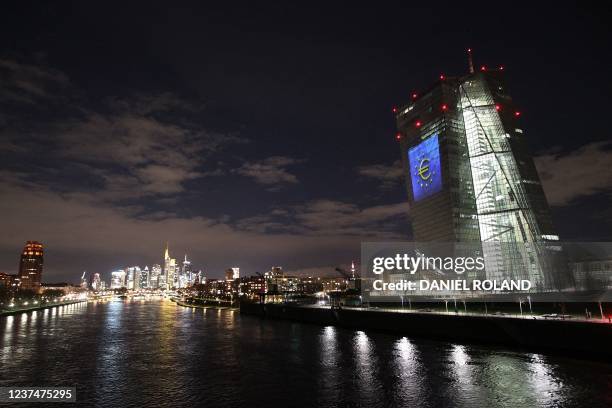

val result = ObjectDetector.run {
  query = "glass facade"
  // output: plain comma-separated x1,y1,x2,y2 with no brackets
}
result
397,71,564,290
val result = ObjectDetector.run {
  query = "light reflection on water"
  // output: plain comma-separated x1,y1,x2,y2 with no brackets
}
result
0,300,610,408
393,337,426,407
529,353,562,407
353,330,382,405
318,325,341,406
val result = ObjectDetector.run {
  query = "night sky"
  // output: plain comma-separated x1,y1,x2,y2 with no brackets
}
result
0,1,610,282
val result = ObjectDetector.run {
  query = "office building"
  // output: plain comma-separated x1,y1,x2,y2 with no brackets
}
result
395,56,564,289
92,273,101,291
164,244,177,289
18,241,44,292
111,269,126,289
150,264,162,289
140,266,149,289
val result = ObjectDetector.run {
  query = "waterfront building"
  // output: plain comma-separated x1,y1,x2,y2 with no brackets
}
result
298,276,323,294
125,266,141,290
111,269,126,289
92,273,101,291
150,264,162,289
319,277,349,293
264,266,283,293
41,282,78,295
571,259,612,290
80,272,88,289
395,56,566,290
140,266,149,290
239,275,265,298
18,241,44,292
0,272,18,290
225,267,239,281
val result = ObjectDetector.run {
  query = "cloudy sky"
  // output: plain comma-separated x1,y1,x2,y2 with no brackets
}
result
0,2,610,282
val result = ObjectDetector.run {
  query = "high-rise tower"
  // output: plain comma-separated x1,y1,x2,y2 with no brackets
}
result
395,57,564,290
180,255,192,288
18,241,44,292
164,243,177,290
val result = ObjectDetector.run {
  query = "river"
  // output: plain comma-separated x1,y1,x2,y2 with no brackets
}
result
0,300,610,407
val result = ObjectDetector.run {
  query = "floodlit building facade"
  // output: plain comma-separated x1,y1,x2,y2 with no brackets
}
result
164,244,177,290
18,241,44,292
395,60,565,290
111,269,126,289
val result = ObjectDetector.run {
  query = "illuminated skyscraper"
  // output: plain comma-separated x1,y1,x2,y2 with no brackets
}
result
92,273,101,291
395,56,563,289
111,269,126,289
140,266,149,289
179,255,192,288
225,267,239,281
18,241,44,292
150,264,162,289
126,266,141,290
164,244,177,290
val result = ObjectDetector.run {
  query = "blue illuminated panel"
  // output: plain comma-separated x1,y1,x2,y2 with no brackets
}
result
408,134,442,201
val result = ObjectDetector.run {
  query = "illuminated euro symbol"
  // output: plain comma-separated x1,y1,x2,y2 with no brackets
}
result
417,158,431,181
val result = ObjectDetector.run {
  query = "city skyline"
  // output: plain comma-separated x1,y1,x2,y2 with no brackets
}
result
1,3,611,283
0,4,610,407
2,239,355,286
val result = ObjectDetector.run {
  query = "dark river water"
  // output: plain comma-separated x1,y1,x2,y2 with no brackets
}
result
1,300,610,408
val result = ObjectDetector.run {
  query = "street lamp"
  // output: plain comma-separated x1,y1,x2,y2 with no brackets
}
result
527,296,532,315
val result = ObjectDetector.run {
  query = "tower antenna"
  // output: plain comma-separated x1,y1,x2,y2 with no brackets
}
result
467,48,474,74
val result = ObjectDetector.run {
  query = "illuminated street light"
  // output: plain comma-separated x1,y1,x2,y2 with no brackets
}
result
527,296,532,314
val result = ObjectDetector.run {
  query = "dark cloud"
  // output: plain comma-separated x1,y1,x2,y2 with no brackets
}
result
535,142,612,206
237,199,409,238
0,58,70,104
0,61,244,203
235,156,303,187
0,59,405,281
356,160,403,190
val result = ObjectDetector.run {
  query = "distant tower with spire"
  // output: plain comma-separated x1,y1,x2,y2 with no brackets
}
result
180,254,192,288
467,48,475,73
163,242,177,290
